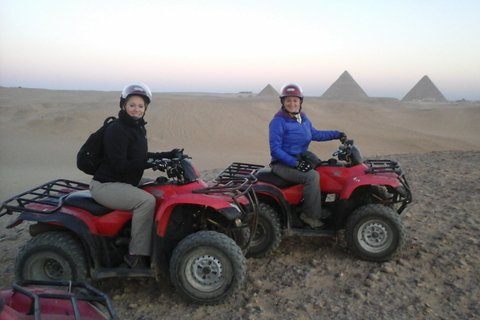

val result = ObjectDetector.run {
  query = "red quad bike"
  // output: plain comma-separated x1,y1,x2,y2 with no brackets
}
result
0,280,119,320
218,137,412,262
0,151,258,305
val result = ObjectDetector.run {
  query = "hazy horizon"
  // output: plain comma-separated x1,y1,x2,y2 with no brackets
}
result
1,0,479,100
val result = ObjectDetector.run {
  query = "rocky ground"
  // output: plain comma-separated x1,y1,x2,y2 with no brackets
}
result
1,150,479,319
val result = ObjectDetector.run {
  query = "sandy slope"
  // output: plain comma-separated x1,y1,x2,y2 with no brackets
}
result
1,87,479,200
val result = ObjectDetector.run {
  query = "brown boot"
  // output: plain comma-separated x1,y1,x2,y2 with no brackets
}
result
124,254,148,269
300,213,324,229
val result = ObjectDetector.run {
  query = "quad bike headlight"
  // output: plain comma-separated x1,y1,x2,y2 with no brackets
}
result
234,218,243,228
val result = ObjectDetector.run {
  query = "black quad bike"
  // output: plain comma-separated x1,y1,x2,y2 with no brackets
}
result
0,152,258,305
218,137,412,262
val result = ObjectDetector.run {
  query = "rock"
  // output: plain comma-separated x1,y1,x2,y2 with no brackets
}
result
252,279,263,288
364,279,375,288
398,258,411,267
354,292,367,300
381,265,395,274
368,273,380,281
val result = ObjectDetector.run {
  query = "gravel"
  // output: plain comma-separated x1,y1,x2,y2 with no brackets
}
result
1,150,479,319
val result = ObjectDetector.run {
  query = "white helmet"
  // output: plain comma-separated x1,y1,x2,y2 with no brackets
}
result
119,83,152,108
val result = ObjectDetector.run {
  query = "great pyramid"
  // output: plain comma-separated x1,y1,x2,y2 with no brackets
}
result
402,75,448,102
256,84,279,98
321,70,368,100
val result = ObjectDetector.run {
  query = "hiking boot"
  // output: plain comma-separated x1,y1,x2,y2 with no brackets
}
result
300,213,324,229
124,253,148,269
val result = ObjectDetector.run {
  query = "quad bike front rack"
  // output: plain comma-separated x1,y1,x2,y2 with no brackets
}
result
364,159,412,214
193,167,260,251
216,162,265,180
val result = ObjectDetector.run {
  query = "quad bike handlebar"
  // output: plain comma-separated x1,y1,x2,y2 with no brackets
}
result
332,137,364,166
152,149,199,185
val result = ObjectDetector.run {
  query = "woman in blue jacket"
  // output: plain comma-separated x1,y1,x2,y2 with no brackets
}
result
269,83,346,228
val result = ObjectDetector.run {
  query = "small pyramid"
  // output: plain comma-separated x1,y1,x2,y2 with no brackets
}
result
321,71,368,100
402,75,448,102
257,84,279,98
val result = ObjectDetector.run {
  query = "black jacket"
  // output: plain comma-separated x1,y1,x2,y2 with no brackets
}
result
93,109,151,186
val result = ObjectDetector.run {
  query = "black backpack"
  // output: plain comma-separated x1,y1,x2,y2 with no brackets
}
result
76,116,116,175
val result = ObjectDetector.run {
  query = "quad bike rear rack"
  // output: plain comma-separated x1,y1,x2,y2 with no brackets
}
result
4,280,119,320
0,179,89,217
216,162,265,180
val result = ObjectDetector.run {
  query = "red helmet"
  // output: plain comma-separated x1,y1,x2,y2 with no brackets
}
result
119,83,152,108
279,83,304,100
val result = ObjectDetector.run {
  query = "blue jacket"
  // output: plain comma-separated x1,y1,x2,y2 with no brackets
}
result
269,109,340,167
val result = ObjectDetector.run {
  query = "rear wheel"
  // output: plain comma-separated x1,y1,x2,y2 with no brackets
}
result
170,231,246,305
15,232,88,282
345,204,406,262
246,202,282,258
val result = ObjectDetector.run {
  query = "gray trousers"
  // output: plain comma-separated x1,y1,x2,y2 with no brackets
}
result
271,163,324,220
90,179,155,256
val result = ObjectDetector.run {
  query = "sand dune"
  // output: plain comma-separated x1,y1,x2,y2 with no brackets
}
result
1,87,479,200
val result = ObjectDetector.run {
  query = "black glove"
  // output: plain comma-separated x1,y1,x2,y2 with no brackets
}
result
295,160,312,172
152,148,183,159
338,132,347,143
169,148,183,159
147,158,168,171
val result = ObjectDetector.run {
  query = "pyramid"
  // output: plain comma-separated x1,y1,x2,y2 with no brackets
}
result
321,71,368,100
256,84,279,98
402,75,448,102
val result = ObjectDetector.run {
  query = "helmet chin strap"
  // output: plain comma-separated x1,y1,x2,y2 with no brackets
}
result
281,105,302,117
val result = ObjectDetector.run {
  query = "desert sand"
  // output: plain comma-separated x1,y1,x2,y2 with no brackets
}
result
1,87,478,200
1,87,480,319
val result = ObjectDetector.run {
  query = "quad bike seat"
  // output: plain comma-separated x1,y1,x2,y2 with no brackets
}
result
319,158,345,167
64,190,114,216
256,159,344,189
255,168,297,189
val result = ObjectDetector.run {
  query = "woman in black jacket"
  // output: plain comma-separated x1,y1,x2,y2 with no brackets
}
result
90,83,179,268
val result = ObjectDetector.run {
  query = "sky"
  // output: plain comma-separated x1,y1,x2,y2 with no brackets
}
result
1,0,479,100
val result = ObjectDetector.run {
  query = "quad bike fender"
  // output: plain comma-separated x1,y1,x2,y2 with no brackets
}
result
7,206,106,234
9,211,105,271
339,174,403,200
155,193,243,237
252,184,292,225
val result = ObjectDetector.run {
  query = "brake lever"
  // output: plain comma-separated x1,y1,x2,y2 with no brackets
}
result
333,145,346,157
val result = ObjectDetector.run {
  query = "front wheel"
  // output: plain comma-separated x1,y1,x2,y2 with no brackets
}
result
169,231,246,305
15,231,89,282
345,204,406,262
